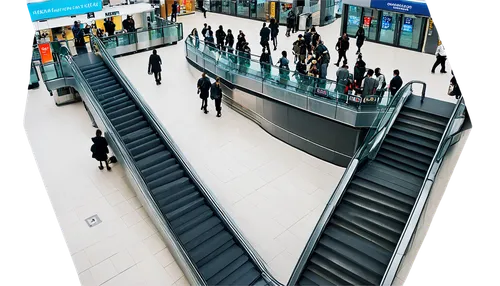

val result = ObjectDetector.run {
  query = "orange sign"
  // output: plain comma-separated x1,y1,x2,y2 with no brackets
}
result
38,43,53,64
270,2,276,19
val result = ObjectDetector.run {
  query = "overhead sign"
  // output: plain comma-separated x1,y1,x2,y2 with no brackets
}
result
28,0,103,22
87,12,95,19
38,43,53,64
105,11,120,17
370,0,431,17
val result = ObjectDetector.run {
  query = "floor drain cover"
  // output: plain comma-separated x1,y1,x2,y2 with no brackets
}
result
85,215,102,228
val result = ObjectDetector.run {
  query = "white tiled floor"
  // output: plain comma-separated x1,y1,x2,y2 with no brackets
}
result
115,12,453,283
25,80,189,286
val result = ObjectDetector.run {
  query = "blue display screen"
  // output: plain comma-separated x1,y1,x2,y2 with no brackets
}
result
402,17,413,32
27,0,103,22
348,15,360,26
381,16,393,30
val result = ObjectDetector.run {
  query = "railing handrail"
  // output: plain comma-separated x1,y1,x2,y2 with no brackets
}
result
379,96,465,286
91,34,283,286
286,80,424,286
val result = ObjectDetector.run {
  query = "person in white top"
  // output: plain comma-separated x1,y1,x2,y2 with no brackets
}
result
431,40,447,74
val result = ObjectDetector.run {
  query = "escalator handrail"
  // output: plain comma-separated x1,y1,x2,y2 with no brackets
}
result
59,47,207,286
90,35,283,286
286,80,424,286
379,96,466,286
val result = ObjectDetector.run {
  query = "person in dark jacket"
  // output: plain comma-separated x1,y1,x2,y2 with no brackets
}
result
355,26,365,55
389,69,403,96
304,28,312,54
315,41,330,79
171,1,178,22
260,22,271,53
148,49,162,85
201,23,208,40
277,50,290,80
215,25,227,51
450,70,462,99
269,18,279,51
236,30,246,51
210,77,223,117
260,48,273,77
226,29,234,53
335,62,350,94
294,58,307,83
311,27,321,50
286,11,296,37
335,33,349,66
122,16,130,32
197,73,211,114
353,53,366,88
104,18,115,36
91,129,111,171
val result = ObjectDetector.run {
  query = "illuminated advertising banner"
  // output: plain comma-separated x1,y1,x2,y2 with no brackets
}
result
27,0,103,22
38,43,53,64
370,0,430,17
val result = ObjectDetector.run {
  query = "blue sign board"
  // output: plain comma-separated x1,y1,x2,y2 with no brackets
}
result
402,17,414,32
381,16,393,29
370,0,431,17
27,0,103,22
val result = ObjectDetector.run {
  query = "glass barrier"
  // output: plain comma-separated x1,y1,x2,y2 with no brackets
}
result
186,37,391,113
29,62,39,85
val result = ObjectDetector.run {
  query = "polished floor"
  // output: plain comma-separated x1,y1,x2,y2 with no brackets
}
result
115,11,453,282
25,80,190,286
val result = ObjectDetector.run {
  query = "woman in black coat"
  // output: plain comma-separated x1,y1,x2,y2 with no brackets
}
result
355,26,365,55
269,18,279,50
148,49,162,85
353,53,366,88
226,29,234,53
91,129,111,171
197,73,212,114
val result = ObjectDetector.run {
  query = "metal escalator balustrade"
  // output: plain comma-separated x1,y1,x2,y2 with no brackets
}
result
59,35,281,286
288,81,466,286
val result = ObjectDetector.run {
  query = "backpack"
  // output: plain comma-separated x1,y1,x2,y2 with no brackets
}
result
292,41,300,54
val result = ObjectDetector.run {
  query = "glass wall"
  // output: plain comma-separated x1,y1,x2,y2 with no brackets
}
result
343,4,428,52
206,0,267,20
237,0,250,17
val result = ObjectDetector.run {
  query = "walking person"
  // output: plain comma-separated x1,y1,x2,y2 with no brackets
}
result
190,28,200,48
304,28,312,54
210,77,223,117
269,18,279,51
197,73,211,114
449,70,462,99
226,29,234,54
171,1,178,22
216,25,227,51
355,26,365,55
389,69,403,96
260,22,271,53
353,53,366,88
148,49,162,85
286,11,296,37
335,33,349,66
91,129,111,171
277,50,290,80
201,23,208,40
197,0,207,18
431,40,447,74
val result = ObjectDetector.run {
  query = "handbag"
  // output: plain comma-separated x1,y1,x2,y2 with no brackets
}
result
448,83,455,96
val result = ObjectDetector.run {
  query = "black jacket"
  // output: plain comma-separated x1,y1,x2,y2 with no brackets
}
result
304,32,312,45
296,61,307,75
260,27,270,42
197,77,211,98
356,28,365,46
312,33,321,47
287,12,296,28
336,36,350,51
389,75,403,95
354,59,366,83
201,27,208,38
216,29,226,42
148,54,162,73
269,22,279,36
210,83,222,100
91,136,109,161
226,33,234,47
104,20,115,35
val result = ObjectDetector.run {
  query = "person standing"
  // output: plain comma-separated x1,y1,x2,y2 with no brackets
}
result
260,49,273,77
449,70,462,99
216,25,227,51
171,1,178,22
104,18,115,36
286,11,296,37
361,69,377,97
127,15,136,32
197,73,211,114
226,29,234,54
148,49,162,85
335,62,350,94
260,22,271,53
190,28,199,48
355,26,365,55
304,28,312,54
335,33,349,66
311,27,321,50
353,53,366,88
269,18,279,51
91,129,111,171
210,77,223,117
389,69,403,96
201,23,208,40
431,40,447,74
277,50,290,80
236,30,246,51
374,68,386,97
315,40,330,79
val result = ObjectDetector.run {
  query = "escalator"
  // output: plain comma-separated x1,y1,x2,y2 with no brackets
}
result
288,82,467,286
62,37,276,286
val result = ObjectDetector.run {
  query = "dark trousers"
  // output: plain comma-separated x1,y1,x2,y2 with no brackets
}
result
154,72,161,84
432,55,447,72
201,97,208,111
356,44,362,54
171,13,177,22
260,40,270,53
217,41,225,50
336,50,347,65
215,98,222,113
272,36,278,49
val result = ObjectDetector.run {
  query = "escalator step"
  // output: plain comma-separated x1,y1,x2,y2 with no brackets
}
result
123,127,155,145
170,203,211,229
184,223,225,251
105,97,134,114
90,76,115,87
150,177,189,197
118,120,149,136
198,245,244,280
191,232,234,265
323,227,391,265
399,108,448,127
387,130,439,150
332,214,396,251
84,67,109,76
298,275,319,286
147,169,184,190
107,104,136,119
133,144,166,162
165,197,205,222
104,100,134,114
363,161,424,188
355,171,419,199
129,138,162,156
126,134,158,150
156,184,196,207
172,208,214,235
179,216,221,245
252,278,269,286
315,245,380,285
380,143,432,165
232,267,261,286
94,83,121,95
318,235,386,276
347,186,413,215
376,155,427,178
384,136,435,158
145,163,181,183
115,116,146,132
99,90,126,103
207,255,249,285
378,149,429,172
307,258,361,286
141,158,177,178
339,194,408,226
79,62,104,72
395,116,445,136
87,72,112,83
392,123,442,142
213,262,254,286
93,80,118,91
350,178,415,206
161,190,200,213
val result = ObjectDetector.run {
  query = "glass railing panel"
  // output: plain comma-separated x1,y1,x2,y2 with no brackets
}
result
101,36,118,49
136,30,150,44
117,33,131,46
29,64,39,84
40,63,59,81
150,28,163,40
